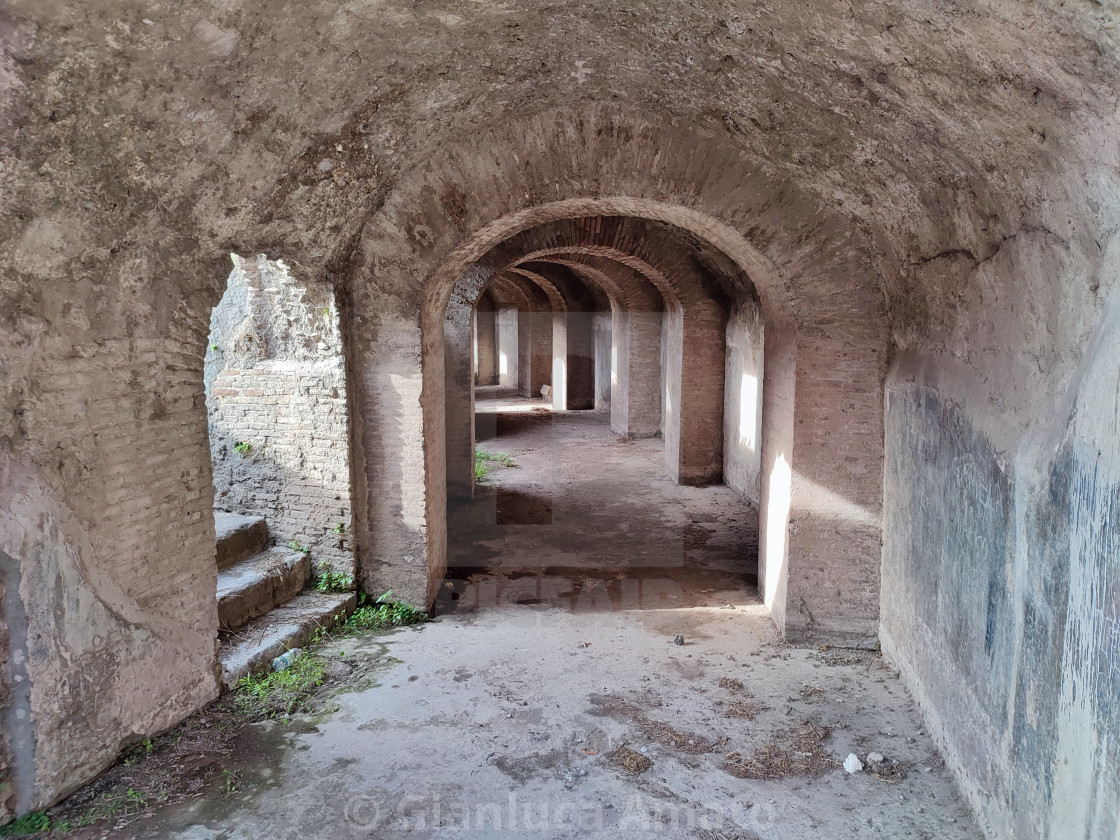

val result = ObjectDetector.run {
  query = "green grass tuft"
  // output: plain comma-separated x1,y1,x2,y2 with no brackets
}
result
0,813,51,837
314,568,354,593
474,449,515,482
343,590,429,632
235,653,327,719
233,590,425,718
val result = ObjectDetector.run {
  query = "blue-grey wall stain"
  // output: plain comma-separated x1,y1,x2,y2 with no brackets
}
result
885,384,1120,840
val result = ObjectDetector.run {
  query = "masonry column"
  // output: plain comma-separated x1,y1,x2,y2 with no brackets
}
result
677,305,726,484
723,299,765,500
349,297,432,607
551,311,568,409
782,334,884,646
612,308,662,438
518,308,533,396
475,294,498,385
529,309,553,398
497,304,519,388
593,312,612,410
444,299,474,499
663,302,726,485
566,310,595,410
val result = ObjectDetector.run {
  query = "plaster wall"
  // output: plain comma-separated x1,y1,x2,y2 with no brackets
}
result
881,232,1120,839
724,298,765,502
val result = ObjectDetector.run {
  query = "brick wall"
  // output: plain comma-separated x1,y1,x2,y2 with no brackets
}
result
205,256,355,576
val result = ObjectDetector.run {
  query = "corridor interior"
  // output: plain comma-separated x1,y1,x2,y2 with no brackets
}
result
440,386,761,616
4,4,1118,837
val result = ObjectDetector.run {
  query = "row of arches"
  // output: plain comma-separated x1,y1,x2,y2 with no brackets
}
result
342,109,889,652
444,216,766,504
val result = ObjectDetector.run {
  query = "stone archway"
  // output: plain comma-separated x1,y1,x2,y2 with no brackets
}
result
344,105,889,648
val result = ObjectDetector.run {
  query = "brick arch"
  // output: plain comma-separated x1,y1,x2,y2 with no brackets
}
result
348,105,888,646
508,242,731,481
527,254,665,313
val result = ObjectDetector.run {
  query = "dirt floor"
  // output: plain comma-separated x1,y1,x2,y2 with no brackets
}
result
107,607,980,839
31,394,983,838
440,387,760,615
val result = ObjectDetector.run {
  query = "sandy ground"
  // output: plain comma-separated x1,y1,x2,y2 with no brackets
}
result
113,394,981,839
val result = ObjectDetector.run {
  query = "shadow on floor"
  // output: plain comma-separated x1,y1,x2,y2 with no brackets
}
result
444,396,760,616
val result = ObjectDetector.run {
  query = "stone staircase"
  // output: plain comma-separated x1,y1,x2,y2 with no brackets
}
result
215,512,356,689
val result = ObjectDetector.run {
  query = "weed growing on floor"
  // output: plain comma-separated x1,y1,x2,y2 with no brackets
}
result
287,539,310,554
220,769,241,795
233,440,251,455
474,449,516,481
233,591,425,719
0,813,50,836
344,590,428,631
314,567,354,592
10,593,427,837
235,653,327,719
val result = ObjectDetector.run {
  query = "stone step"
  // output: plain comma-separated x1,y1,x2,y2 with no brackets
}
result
217,548,311,630
215,511,270,570
218,591,357,690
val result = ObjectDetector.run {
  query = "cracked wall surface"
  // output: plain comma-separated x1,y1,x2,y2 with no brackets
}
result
0,0,1118,832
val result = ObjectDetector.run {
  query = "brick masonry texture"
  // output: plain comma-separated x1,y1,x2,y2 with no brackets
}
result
206,256,356,577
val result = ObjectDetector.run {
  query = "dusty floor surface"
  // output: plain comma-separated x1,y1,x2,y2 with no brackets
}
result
88,395,984,838
115,608,980,839
440,388,760,614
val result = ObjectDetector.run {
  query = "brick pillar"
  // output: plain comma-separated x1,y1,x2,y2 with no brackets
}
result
677,308,726,484
550,311,568,409
663,304,726,485
517,309,532,396
593,312,612,410
611,309,662,438
444,299,474,499
497,304,519,388
723,300,765,501
565,311,595,410
475,305,498,385
783,336,884,646
529,310,553,399
350,306,431,607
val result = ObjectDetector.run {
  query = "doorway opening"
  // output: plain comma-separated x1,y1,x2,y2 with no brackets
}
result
435,217,766,616
203,254,357,687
